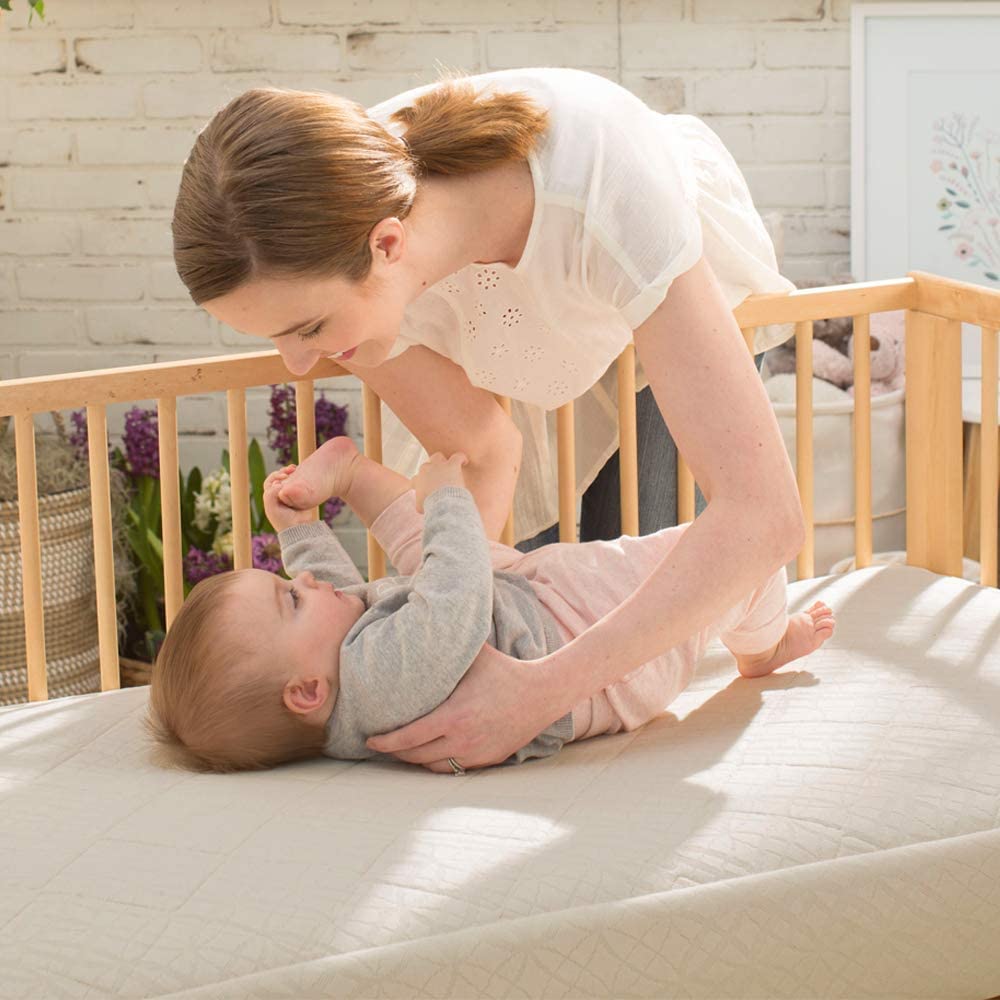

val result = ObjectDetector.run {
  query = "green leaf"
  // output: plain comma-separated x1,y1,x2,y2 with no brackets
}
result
0,2,14,12
30,0,44,16
222,449,230,474
248,438,266,533
986,272,999,282
956,200,970,208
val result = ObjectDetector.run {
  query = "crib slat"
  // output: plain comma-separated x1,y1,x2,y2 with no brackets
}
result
492,394,516,547
226,388,252,571
556,402,576,542
157,397,183,628
851,315,874,569
86,405,120,691
980,327,998,588
616,346,639,536
362,384,387,581
795,321,815,580
294,380,319,523
13,413,47,702
905,311,963,576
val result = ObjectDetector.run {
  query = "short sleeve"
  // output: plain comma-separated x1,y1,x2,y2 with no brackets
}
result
582,112,704,331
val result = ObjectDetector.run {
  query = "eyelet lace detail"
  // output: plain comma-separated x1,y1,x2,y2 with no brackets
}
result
475,268,500,290
500,307,522,327
473,368,496,387
522,345,543,363
488,343,510,360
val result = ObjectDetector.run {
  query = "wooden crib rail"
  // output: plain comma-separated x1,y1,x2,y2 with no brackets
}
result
3,271,1000,703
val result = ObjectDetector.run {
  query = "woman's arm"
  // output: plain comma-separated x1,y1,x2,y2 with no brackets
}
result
366,256,806,771
340,345,521,541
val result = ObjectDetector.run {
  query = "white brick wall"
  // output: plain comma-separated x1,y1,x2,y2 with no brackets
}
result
1,0,871,572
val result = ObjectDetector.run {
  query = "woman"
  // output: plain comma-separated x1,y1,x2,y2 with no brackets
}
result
172,67,805,774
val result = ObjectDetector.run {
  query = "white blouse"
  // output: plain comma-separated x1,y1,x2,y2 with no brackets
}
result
366,68,795,542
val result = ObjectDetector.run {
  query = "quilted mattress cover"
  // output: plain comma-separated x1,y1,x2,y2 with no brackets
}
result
1,564,999,999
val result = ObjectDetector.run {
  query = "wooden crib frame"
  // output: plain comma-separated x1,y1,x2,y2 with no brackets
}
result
2,270,1000,704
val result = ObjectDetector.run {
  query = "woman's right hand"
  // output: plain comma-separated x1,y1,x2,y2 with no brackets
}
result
411,452,469,512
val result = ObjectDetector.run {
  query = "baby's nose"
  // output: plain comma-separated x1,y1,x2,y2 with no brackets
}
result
299,571,316,587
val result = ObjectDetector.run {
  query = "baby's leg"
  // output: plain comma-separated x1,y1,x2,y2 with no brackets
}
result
277,437,410,530
730,602,835,678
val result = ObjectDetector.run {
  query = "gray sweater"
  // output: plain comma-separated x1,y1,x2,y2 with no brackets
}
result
278,487,575,767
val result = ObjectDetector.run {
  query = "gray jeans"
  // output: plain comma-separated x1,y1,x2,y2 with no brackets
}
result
516,351,767,550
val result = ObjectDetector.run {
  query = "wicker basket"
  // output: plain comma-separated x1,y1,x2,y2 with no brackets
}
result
0,484,103,704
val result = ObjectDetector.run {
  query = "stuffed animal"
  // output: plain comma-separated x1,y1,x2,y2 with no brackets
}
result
846,310,905,398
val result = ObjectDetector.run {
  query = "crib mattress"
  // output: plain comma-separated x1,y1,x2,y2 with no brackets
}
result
2,564,999,999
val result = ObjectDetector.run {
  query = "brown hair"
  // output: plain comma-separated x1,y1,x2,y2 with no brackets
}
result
172,69,550,304
144,570,329,773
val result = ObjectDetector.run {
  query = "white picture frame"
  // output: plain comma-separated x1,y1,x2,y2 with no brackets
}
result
851,2,1000,376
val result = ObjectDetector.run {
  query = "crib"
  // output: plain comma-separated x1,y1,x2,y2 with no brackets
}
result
1,271,999,999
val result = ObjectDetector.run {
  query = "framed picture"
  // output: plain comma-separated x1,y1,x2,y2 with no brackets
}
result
851,2,1000,375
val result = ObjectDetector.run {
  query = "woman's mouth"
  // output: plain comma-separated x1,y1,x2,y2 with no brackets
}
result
329,347,356,361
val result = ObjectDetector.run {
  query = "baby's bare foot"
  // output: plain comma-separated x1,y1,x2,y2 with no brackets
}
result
735,601,835,678
278,436,360,510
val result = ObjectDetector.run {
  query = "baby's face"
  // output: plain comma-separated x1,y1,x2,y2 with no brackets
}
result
232,569,366,692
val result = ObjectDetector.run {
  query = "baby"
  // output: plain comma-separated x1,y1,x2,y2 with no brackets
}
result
146,436,835,774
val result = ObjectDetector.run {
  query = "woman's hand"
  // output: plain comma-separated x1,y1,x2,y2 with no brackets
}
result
365,643,563,773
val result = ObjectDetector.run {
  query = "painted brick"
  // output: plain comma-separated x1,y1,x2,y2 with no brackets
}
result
211,31,342,73
0,38,67,75
755,118,850,163
828,69,849,114
827,165,849,208
783,213,850,255
85,306,215,345
0,218,79,255
0,353,15,381
134,0,271,28
621,0,683,21
0,263,12,303
6,0,135,29
143,76,268,119
742,165,825,209
621,73,685,113
146,169,183,210
6,128,74,164
149,260,193,301
13,170,147,210
761,28,849,68
417,0,546,24
488,27,617,70
279,0,411,26
76,125,199,165
75,36,204,74
17,263,145,301
80,218,172,257
347,31,478,72
0,310,80,345
622,25,754,70
694,0,823,22
554,0,616,22
9,80,140,120
695,72,825,115
270,74,427,108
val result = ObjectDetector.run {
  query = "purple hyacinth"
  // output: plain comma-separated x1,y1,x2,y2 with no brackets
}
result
123,406,159,479
251,533,282,575
267,383,349,466
184,546,232,585
69,409,89,461
322,497,344,524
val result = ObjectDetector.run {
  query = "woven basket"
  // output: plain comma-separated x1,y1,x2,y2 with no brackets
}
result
0,484,102,704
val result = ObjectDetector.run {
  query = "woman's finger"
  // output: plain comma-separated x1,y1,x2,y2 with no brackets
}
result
367,718,448,757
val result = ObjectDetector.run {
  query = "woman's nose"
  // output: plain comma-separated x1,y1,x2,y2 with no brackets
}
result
276,340,320,377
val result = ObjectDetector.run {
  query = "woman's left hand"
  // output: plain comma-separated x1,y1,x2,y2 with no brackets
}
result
365,644,561,773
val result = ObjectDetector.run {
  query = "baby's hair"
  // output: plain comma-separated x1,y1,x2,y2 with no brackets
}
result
144,570,328,773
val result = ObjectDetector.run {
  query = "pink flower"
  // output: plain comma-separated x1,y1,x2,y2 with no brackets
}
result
956,243,973,259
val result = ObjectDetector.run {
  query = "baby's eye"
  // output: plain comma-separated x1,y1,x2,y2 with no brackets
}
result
289,586,300,608
298,325,321,341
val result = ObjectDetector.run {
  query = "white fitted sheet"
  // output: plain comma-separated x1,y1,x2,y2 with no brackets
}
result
1,564,999,999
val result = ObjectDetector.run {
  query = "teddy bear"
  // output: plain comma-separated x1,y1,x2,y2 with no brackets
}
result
846,310,905,398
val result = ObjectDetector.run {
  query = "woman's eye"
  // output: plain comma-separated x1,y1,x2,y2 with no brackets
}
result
298,325,322,342
290,586,300,608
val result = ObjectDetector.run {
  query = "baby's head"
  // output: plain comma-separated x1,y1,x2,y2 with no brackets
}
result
145,568,365,773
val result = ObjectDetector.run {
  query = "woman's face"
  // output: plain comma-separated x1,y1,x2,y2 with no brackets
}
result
203,260,410,376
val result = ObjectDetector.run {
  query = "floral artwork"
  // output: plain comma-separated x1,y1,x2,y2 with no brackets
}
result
931,112,1000,284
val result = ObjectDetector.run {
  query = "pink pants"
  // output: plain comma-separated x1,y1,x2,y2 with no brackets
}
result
370,491,789,743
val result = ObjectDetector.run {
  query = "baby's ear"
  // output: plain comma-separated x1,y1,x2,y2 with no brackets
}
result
283,675,329,715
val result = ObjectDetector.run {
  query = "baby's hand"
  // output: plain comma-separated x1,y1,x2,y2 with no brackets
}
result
412,452,469,513
264,466,316,532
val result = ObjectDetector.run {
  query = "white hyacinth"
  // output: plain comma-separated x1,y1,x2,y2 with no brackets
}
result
193,468,233,536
